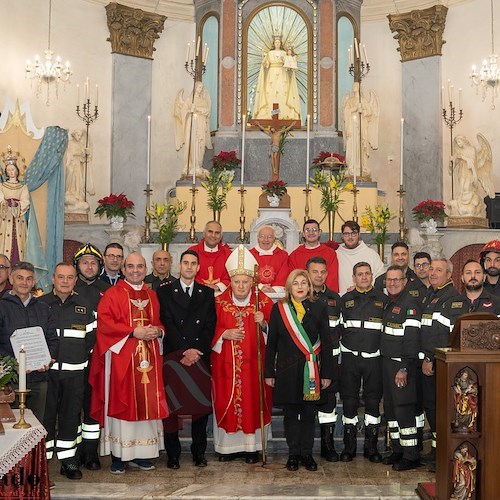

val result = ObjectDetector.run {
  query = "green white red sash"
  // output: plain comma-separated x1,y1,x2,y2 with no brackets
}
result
278,302,321,401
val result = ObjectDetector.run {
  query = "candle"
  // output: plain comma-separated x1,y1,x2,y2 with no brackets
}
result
306,114,310,185
441,86,444,105
354,38,359,59
447,79,451,102
353,115,357,183
76,84,80,106
19,346,26,392
400,118,404,185
95,84,99,106
203,46,209,64
185,43,190,63
192,113,197,185
85,77,89,101
459,88,462,109
196,36,201,58
147,115,151,185
348,47,353,66
362,44,368,63
205,47,209,64
450,85,454,102
241,115,247,186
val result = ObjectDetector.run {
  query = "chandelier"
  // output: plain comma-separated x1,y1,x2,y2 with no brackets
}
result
470,0,499,109
25,0,72,105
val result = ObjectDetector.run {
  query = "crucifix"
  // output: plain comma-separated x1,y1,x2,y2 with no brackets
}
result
251,104,297,181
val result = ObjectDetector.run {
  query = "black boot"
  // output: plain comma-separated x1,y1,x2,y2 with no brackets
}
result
340,424,357,462
320,424,339,462
417,427,424,451
363,425,382,463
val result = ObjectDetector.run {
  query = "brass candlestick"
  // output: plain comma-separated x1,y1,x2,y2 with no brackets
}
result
352,184,359,223
187,184,198,243
397,184,407,242
143,184,153,243
303,184,311,222
13,389,31,429
236,185,248,243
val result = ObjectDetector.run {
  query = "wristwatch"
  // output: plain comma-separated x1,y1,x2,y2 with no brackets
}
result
424,356,431,362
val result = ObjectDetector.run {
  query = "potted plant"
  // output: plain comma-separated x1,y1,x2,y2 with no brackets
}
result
261,180,288,207
201,169,234,222
0,354,18,404
361,204,395,260
147,200,187,250
412,200,447,234
95,193,135,230
212,150,241,174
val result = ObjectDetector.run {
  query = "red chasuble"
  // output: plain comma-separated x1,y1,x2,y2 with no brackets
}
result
211,289,273,434
250,246,289,287
288,243,339,292
189,240,232,288
89,281,168,426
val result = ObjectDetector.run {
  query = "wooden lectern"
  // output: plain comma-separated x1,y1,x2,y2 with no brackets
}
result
416,313,500,500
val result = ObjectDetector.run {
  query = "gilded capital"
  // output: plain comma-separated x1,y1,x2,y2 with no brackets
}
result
106,3,167,60
388,5,448,62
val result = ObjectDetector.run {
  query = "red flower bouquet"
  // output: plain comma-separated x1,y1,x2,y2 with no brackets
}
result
412,200,446,223
261,180,288,197
212,150,241,171
312,151,345,165
95,193,135,221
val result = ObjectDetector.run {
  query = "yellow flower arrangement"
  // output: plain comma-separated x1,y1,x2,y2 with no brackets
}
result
147,200,187,245
360,205,395,246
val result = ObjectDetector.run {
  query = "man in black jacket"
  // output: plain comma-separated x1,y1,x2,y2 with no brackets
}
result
0,261,58,423
157,249,216,469
40,263,96,480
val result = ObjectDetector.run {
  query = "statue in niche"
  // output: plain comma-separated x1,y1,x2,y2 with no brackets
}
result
0,148,30,264
451,443,477,500
452,368,478,433
253,37,301,121
448,134,494,218
174,81,212,178
341,82,379,178
65,129,95,214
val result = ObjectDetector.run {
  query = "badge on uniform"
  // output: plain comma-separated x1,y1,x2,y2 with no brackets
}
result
75,306,86,314
407,308,416,315
345,300,354,308
392,306,401,314
374,301,384,307
451,301,463,309
483,301,493,308
431,298,439,304
409,290,419,297
327,299,336,307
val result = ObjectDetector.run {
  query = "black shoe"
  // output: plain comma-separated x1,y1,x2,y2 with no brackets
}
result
60,460,83,480
340,450,355,462
427,460,436,473
286,455,299,471
84,453,101,471
392,458,421,471
193,454,207,467
167,457,180,469
301,454,318,471
245,452,259,464
322,448,340,462
363,447,382,463
420,448,436,464
218,453,240,462
382,452,403,465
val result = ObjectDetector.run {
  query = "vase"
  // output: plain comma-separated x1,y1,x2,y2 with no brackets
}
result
0,386,16,422
376,242,385,262
161,242,169,251
109,215,124,230
267,194,280,207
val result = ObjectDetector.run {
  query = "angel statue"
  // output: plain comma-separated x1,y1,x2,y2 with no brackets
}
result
447,134,494,218
341,82,379,178
174,81,212,178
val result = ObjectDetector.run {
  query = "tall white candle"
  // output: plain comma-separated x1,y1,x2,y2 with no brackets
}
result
19,346,26,392
95,84,99,106
354,38,359,58
448,79,451,102
76,84,80,106
85,77,89,101
186,43,190,63
196,36,201,58
362,44,368,64
441,86,444,105
459,88,462,109
400,118,404,185
205,46,210,64
147,115,151,185
353,115,357,183
192,114,197,185
306,114,310,185
348,47,353,65
241,115,246,186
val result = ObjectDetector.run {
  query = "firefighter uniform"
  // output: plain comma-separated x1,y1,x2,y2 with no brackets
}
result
375,268,427,302
339,287,388,462
39,291,96,466
381,290,421,468
313,285,342,462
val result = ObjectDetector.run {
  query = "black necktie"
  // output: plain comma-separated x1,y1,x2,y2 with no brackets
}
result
185,286,190,297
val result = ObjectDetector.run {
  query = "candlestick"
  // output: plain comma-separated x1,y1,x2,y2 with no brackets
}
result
147,115,151,186
352,115,357,181
241,114,246,186
306,114,310,184
400,118,404,185
13,389,31,429
192,114,197,184
18,346,26,392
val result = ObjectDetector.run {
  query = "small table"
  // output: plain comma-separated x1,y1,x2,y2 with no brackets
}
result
0,409,51,499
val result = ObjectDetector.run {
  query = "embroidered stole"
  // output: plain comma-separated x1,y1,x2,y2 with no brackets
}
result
278,301,321,401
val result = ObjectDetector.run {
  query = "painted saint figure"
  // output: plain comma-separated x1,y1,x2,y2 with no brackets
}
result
452,369,478,433
450,444,477,500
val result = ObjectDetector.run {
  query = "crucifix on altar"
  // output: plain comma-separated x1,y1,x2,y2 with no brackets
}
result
251,104,297,182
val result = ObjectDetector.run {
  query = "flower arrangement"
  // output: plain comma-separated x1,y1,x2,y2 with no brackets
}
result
94,193,135,221
0,355,18,389
261,180,288,198
147,200,187,245
212,150,241,171
312,151,345,166
412,200,447,223
361,205,395,246
201,169,234,221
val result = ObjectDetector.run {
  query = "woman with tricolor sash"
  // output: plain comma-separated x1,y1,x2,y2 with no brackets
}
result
264,269,334,472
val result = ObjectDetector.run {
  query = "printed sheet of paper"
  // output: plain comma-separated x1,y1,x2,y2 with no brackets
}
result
10,327,51,371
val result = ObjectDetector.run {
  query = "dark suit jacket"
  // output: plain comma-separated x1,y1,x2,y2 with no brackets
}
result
157,278,216,368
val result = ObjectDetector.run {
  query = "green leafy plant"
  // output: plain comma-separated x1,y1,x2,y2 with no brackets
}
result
311,168,353,214
361,205,395,246
147,200,187,245
0,355,18,389
201,169,234,221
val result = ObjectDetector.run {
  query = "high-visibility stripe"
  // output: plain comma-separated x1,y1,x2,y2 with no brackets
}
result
56,437,79,449
344,319,362,328
342,415,358,425
56,328,87,338
418,352,425,359
384,326,404,336
390,431,400,439
57,448,77,459
318,410,337,424
421,317,433,326
332,347,340,356
364,414,381,425
400,438,418,447
329,318,340,327
82,423,100,432
416,413,425,427
388,420,398,428
46,451,53,459
340,343,380,358
400,426,417,435
434,312,452,329
404,318,421,328
390,357,402,362
51,361,88,371
364,321,383,330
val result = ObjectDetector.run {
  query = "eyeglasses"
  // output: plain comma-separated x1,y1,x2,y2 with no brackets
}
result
105,254,123,260
0,265,10,270
342,231,359,237
258,235,274,240
304,228,319,234
414,262,430,269
386,277,404,283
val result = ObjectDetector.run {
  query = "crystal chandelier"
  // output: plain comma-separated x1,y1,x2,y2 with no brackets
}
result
25,0,72,106
470,0,499,109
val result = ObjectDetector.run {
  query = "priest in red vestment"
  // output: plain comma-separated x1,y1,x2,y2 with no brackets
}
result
288,219,339,292
250,225,289,295
89,252,168,474
211,245,273,463
189,220,232,293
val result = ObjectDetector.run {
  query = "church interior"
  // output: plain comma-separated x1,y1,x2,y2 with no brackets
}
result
1,0,499,498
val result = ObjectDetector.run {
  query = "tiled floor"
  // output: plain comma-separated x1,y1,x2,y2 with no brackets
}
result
49,449,435,499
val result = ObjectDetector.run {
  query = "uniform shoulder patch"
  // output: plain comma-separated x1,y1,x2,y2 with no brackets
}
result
327,299,337,307
345,300,354,308
409,290,419,297
392,306,401,314
451,301,463,309
75,305,86,314
374,301,384,308
482,301,493,308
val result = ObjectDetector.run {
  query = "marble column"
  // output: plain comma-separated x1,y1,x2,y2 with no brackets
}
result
388,5,448,227
105,3,166,219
